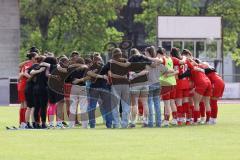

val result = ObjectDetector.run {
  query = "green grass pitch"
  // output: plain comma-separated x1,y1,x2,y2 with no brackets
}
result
0,104,240,160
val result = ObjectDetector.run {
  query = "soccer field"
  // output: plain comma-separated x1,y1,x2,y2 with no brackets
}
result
0,104,240,160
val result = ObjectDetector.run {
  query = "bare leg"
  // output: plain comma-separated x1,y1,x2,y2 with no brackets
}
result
57,100,64,124
170,99,177,112
193,92,203,111
130,94,139,125
25,108,31,123
163,100,171,126
31,108,35,122
164,100,171,116
69,94,79,128
202,96,211,122
65,98,70,118
193,92,203,123
139,95,148,125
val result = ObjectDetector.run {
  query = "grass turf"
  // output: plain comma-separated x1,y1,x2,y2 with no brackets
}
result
0,104,240,160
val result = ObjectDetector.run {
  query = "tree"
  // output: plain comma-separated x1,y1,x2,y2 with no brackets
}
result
21,0,68,52
207,0,240,65
135,0,199,44
20,0,127,60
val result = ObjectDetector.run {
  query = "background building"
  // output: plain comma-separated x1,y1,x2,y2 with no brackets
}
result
0,0,19,77
0,0,19,105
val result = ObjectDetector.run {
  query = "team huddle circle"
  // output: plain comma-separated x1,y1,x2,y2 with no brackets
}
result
15,46,225,130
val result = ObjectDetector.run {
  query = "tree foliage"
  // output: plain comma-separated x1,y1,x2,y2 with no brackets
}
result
208,0,240,65
135,0,199,44
20,0,240,64
20,0,126,60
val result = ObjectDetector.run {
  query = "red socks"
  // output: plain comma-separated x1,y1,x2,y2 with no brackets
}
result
138,100,143,116
200,102,205,118
164,114,170,121
172,111,177,119
210,99,218,118
19,108,27,124
177,105,183,120
193,110,200,122
190,105,194,119
206,111,211,122
199,101,213,122
183,102,190,119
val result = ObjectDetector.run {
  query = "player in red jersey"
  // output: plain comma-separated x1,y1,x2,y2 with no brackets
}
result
18,52,37,128
181,50,203,124
180,50,196,125
179,51,212,124
198,62,225,124
170,48,191,125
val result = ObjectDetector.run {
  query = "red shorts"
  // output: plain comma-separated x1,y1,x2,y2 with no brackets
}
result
162,86,176,100
17,83,26,102
195,81,212,97
160,86,175,95
18,89,25,103
64,83,72,98
212,81,225,98
175,89,190,99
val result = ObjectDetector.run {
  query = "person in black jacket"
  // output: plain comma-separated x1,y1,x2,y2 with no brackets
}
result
31,57,57,128
87,53,113,128
25,56,45,128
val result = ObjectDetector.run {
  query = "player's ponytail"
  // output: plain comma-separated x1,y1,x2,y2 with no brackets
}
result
170,47,181,59
181,49,192,57
156,47,165,55
29,46,39,53
145,46,156,58
26,52,37,60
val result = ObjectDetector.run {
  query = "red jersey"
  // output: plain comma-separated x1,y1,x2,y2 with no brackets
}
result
172,57,190,90
206,72,224,85
196,63,224,85
18,61,33,86
187,61,210,85
206,71,225,98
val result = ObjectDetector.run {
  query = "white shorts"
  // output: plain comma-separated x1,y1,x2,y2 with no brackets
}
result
130,85,149,96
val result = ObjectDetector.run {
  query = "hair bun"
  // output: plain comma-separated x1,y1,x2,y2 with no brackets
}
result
29,46,39,53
